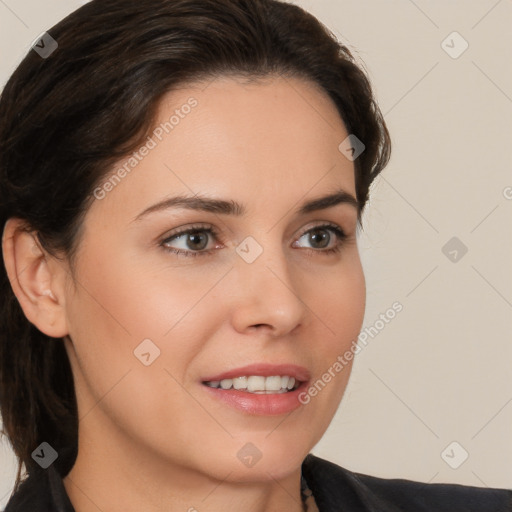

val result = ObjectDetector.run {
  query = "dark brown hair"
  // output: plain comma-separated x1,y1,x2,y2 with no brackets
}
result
0,0,390,494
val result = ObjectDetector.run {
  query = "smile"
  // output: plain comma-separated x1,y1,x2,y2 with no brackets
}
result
203,375,301,393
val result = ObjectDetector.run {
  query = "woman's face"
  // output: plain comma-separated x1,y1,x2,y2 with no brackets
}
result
61,75,366,482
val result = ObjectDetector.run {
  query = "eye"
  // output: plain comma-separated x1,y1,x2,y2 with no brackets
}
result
293,223,347,255
160,224,220,258
159,222,348,258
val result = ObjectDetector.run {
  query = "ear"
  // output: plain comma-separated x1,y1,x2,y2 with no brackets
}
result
2,218,69,338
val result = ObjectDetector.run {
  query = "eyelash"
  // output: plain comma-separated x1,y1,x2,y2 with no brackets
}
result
159,222,348,258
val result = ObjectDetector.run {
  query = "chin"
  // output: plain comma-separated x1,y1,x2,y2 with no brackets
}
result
235,441,308,481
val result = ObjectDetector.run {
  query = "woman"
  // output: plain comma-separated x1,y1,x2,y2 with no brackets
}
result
0,0,510,511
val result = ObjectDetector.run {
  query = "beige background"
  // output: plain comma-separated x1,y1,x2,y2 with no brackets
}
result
1,0,511,507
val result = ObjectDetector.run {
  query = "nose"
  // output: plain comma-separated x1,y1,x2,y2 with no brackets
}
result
228,241,308,337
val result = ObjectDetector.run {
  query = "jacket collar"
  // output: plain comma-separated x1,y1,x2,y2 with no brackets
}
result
301,453,395,511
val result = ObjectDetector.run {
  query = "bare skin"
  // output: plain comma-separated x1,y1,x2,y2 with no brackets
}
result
3,75,366,512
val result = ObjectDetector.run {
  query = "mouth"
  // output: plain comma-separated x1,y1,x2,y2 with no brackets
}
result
202,375,302,394
199,363,310,415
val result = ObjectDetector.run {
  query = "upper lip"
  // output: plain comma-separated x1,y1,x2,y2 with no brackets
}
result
202,363,310,383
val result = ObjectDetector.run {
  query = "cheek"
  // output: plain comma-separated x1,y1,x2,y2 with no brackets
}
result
64,247,231,398
63,251,225,448
67,246,224,342
302,253,365,413
312,252,366,343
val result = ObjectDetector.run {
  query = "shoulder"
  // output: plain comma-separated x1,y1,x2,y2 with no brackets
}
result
3,465,74,512
301,453,512,512
3,470,52,512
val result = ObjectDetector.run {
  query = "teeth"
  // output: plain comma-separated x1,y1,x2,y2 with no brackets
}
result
204,375,300,393
247,375,265,392
265,375,282,391
232,376,248,390
220,379,232,390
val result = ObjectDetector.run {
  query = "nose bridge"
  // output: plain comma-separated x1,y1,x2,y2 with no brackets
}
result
228,233,306,335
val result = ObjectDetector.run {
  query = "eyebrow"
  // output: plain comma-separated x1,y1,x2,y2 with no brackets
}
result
133,188,359,221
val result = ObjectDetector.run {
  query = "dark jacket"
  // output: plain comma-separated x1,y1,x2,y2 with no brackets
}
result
3,453,511,511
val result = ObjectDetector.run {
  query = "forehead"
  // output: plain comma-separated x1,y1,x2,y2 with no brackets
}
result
89,75,355,223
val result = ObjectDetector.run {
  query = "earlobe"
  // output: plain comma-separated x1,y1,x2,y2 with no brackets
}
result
2,218,69,338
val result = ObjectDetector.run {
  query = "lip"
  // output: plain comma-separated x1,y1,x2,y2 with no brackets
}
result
201,380,309,415
201,363,311,383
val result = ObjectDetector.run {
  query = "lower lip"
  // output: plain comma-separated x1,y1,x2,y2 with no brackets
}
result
201,381,308,415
